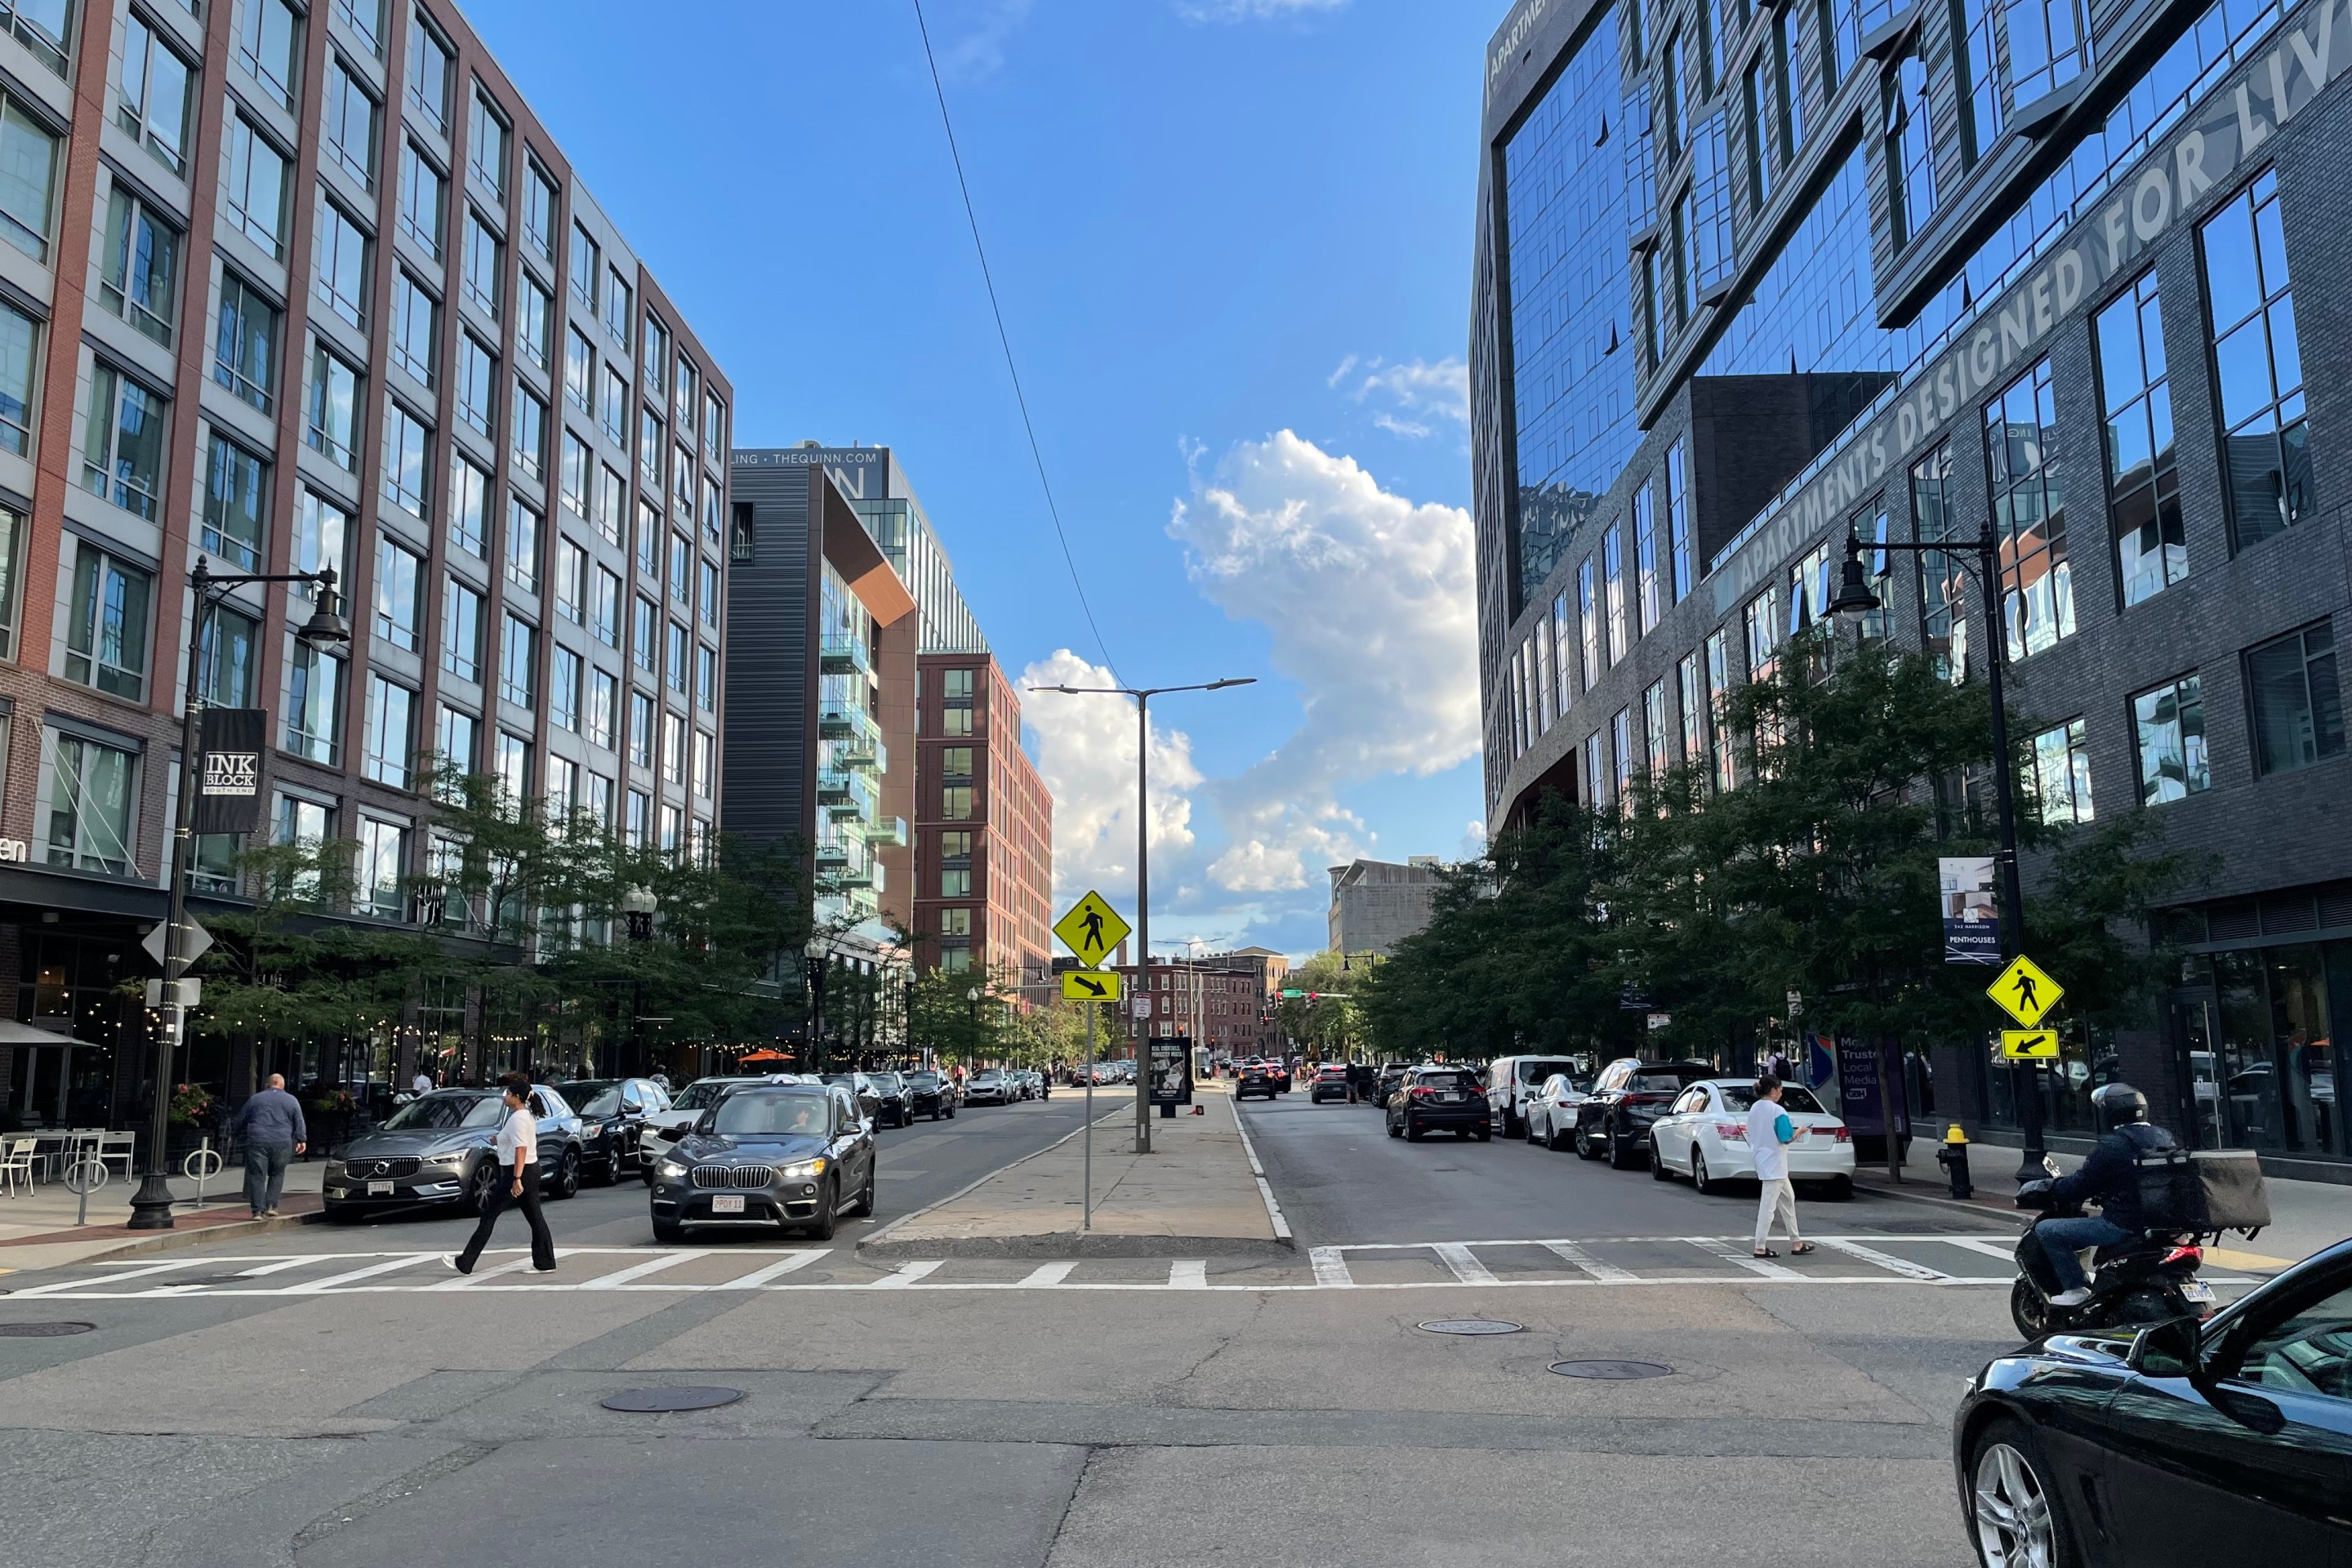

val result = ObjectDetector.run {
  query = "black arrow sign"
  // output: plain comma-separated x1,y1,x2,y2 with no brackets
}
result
1076,975,1107,996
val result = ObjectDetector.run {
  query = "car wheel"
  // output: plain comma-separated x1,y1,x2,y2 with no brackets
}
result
1606,1126,1637,1169
1404,1117,1423,1142
805,1176,840,1241
1967,1419,2081,1568
1524,1113,1541,1145
2010,1277,2056,1340
1544,1119,1567,1152
653,1216,685,1245
466,1161,501,1216
850,1163,876,1218
1650,1138,1673,1180
589,1154,616,1187
1387,1116,1403,1138
1575,1123,1603,1161
1692,1150,1714,1196
551,1150,581,1200
1474,1125,1491,1142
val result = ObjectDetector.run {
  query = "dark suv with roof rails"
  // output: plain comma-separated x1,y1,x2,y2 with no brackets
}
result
1386,1065,1493,1142
1573,1058,1715,1169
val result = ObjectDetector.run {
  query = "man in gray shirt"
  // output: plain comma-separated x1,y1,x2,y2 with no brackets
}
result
232,1074,308,1218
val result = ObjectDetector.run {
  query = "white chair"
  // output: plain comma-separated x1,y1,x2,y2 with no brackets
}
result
96,1129,137,1178
0,1137,36,1196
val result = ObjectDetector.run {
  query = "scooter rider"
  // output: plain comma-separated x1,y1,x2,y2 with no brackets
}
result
2034,1081,2175,1307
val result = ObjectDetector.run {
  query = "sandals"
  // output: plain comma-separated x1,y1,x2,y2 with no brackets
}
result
1753,1249,1780,1258
1790,1243,1817,1255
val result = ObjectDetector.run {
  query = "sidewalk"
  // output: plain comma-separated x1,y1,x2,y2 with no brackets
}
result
862,1084,1288,1260
1854,1129,2346,1274
0,1159,324,1275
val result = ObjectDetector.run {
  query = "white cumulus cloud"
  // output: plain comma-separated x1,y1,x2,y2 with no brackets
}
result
1331,355,1470,441
933,0,1036,82
1019,649,1204,915
1169,431,1478,894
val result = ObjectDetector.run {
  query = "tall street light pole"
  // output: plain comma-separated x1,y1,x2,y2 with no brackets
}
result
1827,527,2046,1182
1035,676,1254,1152
129,561,350,1231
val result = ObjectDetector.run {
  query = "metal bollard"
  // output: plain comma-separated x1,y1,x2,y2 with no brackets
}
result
1935,1124,1973,1200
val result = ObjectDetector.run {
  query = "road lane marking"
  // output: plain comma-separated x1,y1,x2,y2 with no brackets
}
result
1169,1259,1208,1288
1815,1236,1952,1281
711,1250,831,1289
236,1258,311,1276
578,1250,709,1290
1684,1236,1801,1279
7,1258,204,1296
1940,1236,2019,1262
1309,1247,1354,1287
1432,1242,1501,1285
1540,1240,1637,1282
280,1254,440,1293
1017,1262,1077,1286
874,1260,943,1287
421,1255,537,1290
1228,1103,1294,1241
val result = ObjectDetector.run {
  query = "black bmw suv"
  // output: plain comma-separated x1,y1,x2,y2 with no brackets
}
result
648,1081,875,1242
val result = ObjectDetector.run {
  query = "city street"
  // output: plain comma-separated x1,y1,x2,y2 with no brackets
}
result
0,1089,2127,1568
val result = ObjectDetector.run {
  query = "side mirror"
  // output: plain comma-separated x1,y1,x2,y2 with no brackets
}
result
621,1099,643,1116
2130,1316,2203,1381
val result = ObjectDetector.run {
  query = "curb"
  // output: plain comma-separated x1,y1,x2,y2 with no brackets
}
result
1227,1097,1294,1242
859,1232,1299,1263
0,1207,323,1267
857,1109,1128,1254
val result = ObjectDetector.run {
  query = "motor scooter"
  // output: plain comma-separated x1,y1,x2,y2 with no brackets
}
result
2009,1156,2215,1339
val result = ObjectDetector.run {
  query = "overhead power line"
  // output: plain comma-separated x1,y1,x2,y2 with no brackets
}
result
911,0,1120,684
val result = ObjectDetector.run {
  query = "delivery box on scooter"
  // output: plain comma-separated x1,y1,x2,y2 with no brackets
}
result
2136,1147,2271,1232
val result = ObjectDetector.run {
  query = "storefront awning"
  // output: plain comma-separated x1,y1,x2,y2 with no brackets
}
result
0,1021,78,1045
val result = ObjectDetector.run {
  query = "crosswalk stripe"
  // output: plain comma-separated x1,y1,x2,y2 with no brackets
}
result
711,1250,831,1289
580,1250,707,1290
1816,1236,1952,1281
281,1254,439,1294
1940,1236,2020,1262
1016,1262,1076,1286
1539,1240,1637,1282
1684,1236,1802,1279
1309,1247,1353,1287
1433,1242,1501,1285
236,1258,311,1276
422,1256,536,1290
1169,1259,1208,1288
874,1260,942,1288
9,1258,200,1296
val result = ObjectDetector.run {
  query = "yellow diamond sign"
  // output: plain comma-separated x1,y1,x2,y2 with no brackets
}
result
1988,955,2063,1028
1054,889,1130,970
2000,1028,2060,1061
1062,969,1124,1002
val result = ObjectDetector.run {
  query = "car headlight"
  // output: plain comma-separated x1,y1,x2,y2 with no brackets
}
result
656,1160,688,1179
324,1160,346,1180
425,1152,466,1167
781,1157,828,1179
581,1120,604,1139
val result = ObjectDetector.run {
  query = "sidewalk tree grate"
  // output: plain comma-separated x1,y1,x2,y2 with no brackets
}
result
0,1321,96,1337
1419,1319,1521,1335
1549,1359,1674,1379
600,1386,743,1413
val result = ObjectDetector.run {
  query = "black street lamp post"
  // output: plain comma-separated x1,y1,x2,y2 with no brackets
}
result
804,937,830,1074
128,561,350,1231
1828,527,2046,1181
620,885,657,1078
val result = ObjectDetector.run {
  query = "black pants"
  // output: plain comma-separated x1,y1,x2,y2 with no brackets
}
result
456,1161,555,1272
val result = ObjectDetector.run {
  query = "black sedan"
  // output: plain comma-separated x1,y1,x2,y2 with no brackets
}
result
648,1082,876,1242
324,1086,585,1219
905,1070,958,1120
553,1076,670,1183
1386,1067,1493,1141
862,1071,916,1128
1572,1058,1713,1168
818,1071,883,1124
1953,1237,2352,1565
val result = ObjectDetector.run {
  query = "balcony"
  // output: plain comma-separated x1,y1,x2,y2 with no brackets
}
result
817,769,878,821
819,635,871,677
815,839,850,870
819,701,881,756
864,816,907,848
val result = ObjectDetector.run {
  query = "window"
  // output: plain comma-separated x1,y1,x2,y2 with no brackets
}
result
661,711,684,784
668,532,692,604
1987,359,2073,659
1744,583,1782,684
586,668,617,748
674,357,697,428
363,675,414,786
546,755,577,812
639,410,664,489
468,87,507,197
2134,675,2209,805
274,795,332,896
592,566,621,647
434,705,478,782
1677,653,1704,764
390,271,436,385
1577,558,1599,690
545,540,583,626
80,364,166,519
1912,441,1969,681
500,614,536,708
942,745,973,779
569,222,599,306
671,444,694,512
1775,3,1803,158
322,57,377,188
461,209,501,318
942,786,973,820
0,505,24,657
99,188,179,347
1744,57,1775,209
2246,622,2343,777
441,576,482,681
594,464,625,546
505,498,539,593
1642,679,1672,782
632,595,657,672
313,194,370,330
695,644,715,711
399,142,443,259
2203,172,2311,550
1612,707,1633,804
1705,627,1735,792
564,325,594,412
305,340,361,469
2087,273,2187,608
42,731,136,875
2,0,72,74
454,335,496,439
703,391,725,460
600,366,626,443
658,803,682,854
641,314,667,385
702,476,723,542
625,787,650,847
1665,440,1691,604
284,639,344,763
2031,718,2094,825
448,456,488,558
699,559,720,629
236,0,299,110
1632,483,1659,635
356,817,407,918
198,604,256,706
1885,42,1936,246
405,14,450,131
1953,0,2001,163
550,648,581,732
523,159,557,259
1818,0,1857,88
116,15,193,175
202,433,268,570
381,403,430,516
293,490,347,595
692,732,713,801
517,274,550,368
604,265,631,342
634,502,660,577
510,381,546,479
212,273,278,413
335,0,384,56
223,114,288,256
493,731,530,805
665,620,688,694
2007,0,2087,106
1551,592,1573,712
1602,524,1626,666
628,689,653,766
373,534,422,650
0,96,57,260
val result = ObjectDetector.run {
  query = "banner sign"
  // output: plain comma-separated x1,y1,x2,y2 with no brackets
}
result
194,709,266,835
1149,1035,1193,1106
1940,856,2000,965
1833,1038,1912,1143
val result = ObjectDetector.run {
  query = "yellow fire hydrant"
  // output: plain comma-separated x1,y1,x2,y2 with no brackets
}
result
1935,1123,1973,1200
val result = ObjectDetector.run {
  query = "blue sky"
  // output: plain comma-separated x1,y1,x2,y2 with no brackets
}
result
468,0,1499,958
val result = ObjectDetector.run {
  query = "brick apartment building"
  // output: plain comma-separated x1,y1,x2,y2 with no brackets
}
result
914,650,1049,988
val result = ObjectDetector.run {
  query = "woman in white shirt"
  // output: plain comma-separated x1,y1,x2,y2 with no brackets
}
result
448,1071,558,1274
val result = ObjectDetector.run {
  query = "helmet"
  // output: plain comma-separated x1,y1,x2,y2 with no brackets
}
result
2091,1081,2149,1130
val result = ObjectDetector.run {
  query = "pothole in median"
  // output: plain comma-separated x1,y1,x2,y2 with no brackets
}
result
1548,1359,1674,1379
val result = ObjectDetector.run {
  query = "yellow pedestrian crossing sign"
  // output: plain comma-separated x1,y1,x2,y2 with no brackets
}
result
1062,969,1125,1002
2001,1029,2060,1061
1054,889,1130,969
1989,955,2063,1028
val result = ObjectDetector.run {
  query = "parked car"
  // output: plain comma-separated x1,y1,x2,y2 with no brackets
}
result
1236,1059,1289,1100
637,1076,789,1180
1309,1064,1352,1104
904,1070,958,1120
1386,1066,1494,1142
862,1071,915,1128
1028,1068,1050,1100
552,1076,671,1184
1486,1054,1581,1138
965,1069,1015,1105
1646,1079,1855,1197
817,1072,883,1125
1952,1236,2352,1566
1373,1063,1414,1108
1522,1071,1589,1151
324,1085,584,1220
648,1081,875,1242
1572,1058,1715,1169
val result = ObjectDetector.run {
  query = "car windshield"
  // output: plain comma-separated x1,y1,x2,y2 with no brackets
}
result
709,1094,831,1138
675,1080,742,1110
1515,1059,1574,1085
868,1073,903,1090
1541,1075,1586,1095
382,1094,503,1131
1630,1071,1699,1094
558,1082,622,1116
973,1071,1003,1082
1717,1085,1829,1114
906,1072,941,1086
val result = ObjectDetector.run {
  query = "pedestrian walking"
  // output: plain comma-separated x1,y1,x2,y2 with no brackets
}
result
1748,1075,1815,1259
448,1072,556,1275
411,1068,434,1097
232,1073,307,1218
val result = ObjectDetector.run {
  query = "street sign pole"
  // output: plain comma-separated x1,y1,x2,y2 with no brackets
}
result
1084,1004,1094,1231
1134,693,1151,1156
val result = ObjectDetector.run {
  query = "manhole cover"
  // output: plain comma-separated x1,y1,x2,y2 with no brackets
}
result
0,1321,96,1338
1419,1318,1521,1335
599,1386,743,1413
1549,1359,1674,1379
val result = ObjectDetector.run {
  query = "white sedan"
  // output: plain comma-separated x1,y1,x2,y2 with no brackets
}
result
1523,1072,1590,1152
1646,1079,1855,1197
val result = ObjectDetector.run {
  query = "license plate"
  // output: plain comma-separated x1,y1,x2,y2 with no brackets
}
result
710,1195,745,1214
2181,1281,2215,1303
368,1180,392,1196
1439,1092,1461,1102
